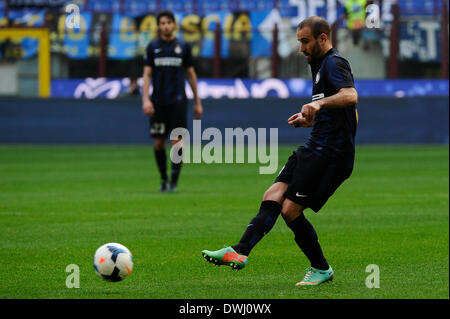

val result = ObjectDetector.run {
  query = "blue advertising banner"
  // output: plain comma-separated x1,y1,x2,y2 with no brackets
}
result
7,9,46,58
399,21,441,62
108,14,138,59
63,12,93,59
51,78,449,99
250,10,276,58
118,11,241,59
199,11,231,58
1,96,448,145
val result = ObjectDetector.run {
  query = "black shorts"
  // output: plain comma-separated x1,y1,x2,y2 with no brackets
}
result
275,146,354,213
149,102,187,139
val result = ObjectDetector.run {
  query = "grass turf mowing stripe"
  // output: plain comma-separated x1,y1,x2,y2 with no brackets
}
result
0,145,448,299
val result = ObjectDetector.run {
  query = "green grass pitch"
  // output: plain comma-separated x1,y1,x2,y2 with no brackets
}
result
0,145,448,299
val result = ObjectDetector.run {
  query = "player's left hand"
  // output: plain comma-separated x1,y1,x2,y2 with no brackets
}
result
287,112,313,128
300,101,321,123
193,101,203,119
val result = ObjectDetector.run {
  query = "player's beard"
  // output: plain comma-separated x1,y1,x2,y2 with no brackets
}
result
305,41,322,64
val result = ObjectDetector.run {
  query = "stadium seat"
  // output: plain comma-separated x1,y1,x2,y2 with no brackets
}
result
123,1,158,16
161,0,194,13
278,0,298,17
398,0,439,16
197,0,233,14
87,0,121,13
237,0,275,11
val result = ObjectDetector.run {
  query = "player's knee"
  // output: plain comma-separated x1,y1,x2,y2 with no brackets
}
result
263,183,287,203
154,139,166,150
281,201,303,223
263,188,283,203
280,208,292,222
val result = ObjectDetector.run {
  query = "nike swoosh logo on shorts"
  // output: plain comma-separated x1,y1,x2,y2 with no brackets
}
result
296,193,308,198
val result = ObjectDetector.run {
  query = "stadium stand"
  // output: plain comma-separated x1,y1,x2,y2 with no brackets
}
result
0,0,447,94
398,0,442,16
123,1,159,16
237,0,276,11
161,0,195,13
87,0,121,13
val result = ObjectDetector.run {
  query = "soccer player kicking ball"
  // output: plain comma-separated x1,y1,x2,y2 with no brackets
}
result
142,10,203,192
202,16,359,286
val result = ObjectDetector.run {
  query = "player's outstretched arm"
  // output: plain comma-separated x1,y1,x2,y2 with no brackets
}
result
301,87,358,122
142,66,154,117
186,66,203,119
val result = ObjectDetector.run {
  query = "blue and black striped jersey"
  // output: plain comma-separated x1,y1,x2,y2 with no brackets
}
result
307,48,357,158
144,38,193,105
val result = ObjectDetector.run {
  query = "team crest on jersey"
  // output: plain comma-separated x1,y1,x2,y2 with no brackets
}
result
174,44,182,54
315,70,321,84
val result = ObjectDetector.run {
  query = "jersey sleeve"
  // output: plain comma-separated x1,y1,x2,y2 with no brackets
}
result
144,43,154,67
325,56,354,91
182,42,193,68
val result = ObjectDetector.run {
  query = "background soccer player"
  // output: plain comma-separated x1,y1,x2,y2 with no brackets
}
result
142,10,203,192
202,16,358,286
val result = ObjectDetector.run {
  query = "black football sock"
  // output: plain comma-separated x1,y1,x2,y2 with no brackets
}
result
232,200,282,256
170,147,182,186
154,148,168,182
286,213,329,270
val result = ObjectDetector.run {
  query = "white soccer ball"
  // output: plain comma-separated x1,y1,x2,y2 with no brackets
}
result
93,243,134,282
